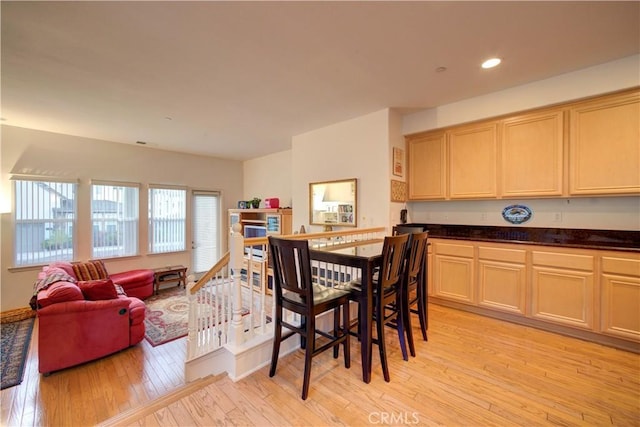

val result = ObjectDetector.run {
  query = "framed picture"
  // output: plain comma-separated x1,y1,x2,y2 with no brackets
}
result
390,179,407,202
393,147,404,177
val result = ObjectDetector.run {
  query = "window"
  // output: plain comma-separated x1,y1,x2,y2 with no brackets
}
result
91,182,139,258
148,187,186,253
13,178,77,266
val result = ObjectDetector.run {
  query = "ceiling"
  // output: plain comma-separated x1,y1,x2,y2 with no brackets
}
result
2,1,639,161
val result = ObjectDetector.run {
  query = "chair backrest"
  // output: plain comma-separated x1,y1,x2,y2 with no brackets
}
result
268,236,313,303
377,234,410,296
404,231,429,286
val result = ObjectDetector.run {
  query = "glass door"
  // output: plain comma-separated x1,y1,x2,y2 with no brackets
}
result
192,191,220,275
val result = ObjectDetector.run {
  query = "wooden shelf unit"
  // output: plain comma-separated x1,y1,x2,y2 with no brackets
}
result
228,208,292,236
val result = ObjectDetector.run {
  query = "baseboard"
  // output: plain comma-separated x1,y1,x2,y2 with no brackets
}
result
0,306,35,324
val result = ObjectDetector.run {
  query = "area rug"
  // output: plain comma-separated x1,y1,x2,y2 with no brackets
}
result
1,317,34,390
144,286,252,347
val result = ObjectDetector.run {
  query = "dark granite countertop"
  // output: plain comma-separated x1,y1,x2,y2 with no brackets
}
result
403,223,640,253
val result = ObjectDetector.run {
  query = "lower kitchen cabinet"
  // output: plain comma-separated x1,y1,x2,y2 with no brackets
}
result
428,238,640,348
531,250,595,330
600,255,640,342
477,245,526,315
432,241,474,304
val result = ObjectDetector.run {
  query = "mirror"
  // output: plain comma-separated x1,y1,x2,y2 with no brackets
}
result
309,178,357,229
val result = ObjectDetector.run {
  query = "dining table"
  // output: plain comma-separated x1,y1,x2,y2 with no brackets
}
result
309,240,384,384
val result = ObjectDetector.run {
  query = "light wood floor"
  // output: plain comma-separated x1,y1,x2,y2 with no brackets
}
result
3,304,639,427
1,318,186,427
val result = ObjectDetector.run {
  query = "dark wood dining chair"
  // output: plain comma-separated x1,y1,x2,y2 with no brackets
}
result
394,229,429,358
392,226,430,346
267,236,351,400
347,233,410,382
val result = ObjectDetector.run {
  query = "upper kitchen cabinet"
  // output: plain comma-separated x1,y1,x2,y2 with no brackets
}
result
501,109,565,197
407,131,447,200
448,121,499,199
569,89,640,195
405,88,639,201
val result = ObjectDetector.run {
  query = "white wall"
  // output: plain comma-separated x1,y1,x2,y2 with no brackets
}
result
1,125,244,311
403,55,640,134
243,150,292,208
402,54,640,230
291,109,392,233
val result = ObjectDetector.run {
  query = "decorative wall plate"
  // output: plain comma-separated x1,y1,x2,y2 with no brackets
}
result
390,180,407,202
502,204,532,224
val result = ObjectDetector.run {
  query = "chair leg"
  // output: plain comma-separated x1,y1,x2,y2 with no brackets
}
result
377,307,390,382
417,287,428,341
404,293,416,358
343,302,351,368
333,307,340,359
301,316,314,400
269,311,282,377
396,302,409,362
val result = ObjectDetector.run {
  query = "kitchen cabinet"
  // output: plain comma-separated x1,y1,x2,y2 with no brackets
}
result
501,109,565,197
531,250,595,330
569,90,640,195
407,131,447,200
432,240,475,304
426,237,639,349
448,121,499,199
406,88,639,200
600,254,640,342
477,245,526,315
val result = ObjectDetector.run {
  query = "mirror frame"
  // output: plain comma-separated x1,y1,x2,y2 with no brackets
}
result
309,178,358,228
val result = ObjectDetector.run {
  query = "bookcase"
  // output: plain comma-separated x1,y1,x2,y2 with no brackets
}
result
228,208,292,295
228,208,292,236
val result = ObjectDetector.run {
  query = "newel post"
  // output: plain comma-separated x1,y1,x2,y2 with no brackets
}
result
229,223,245,346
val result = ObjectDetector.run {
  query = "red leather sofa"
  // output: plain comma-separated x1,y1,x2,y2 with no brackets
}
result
33,261,153,374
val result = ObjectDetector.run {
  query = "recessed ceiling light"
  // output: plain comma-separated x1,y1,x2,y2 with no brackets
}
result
482,58,501,69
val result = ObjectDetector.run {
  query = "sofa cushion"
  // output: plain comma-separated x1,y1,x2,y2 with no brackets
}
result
78,279,118,301
73,260,109,281
38,282,84,308
46,261,76,279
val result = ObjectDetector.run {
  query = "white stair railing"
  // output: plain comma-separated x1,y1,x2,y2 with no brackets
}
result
186,226,386,364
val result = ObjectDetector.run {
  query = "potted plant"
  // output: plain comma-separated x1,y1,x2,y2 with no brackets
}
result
250,197,261,209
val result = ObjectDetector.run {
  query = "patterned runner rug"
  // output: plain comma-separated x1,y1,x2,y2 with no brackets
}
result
144,286,251,346
1,317,34,389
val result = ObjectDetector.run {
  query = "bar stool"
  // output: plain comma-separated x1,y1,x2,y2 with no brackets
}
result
267,236,351,400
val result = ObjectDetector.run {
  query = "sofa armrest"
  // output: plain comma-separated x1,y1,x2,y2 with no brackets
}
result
37,298,135,374
109,269,154,300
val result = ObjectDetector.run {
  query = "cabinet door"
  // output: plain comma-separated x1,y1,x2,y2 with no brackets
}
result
601,255,640,342
569,90,640,195
531,251,594,330
501,110,565,197
432,241,474,303
448,122,498,199
477,246,526,314
407,132,447,200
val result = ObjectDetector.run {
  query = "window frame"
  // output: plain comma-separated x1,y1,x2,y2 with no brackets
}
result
90,180,140,259
12,176,78,267
148,185,187,254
